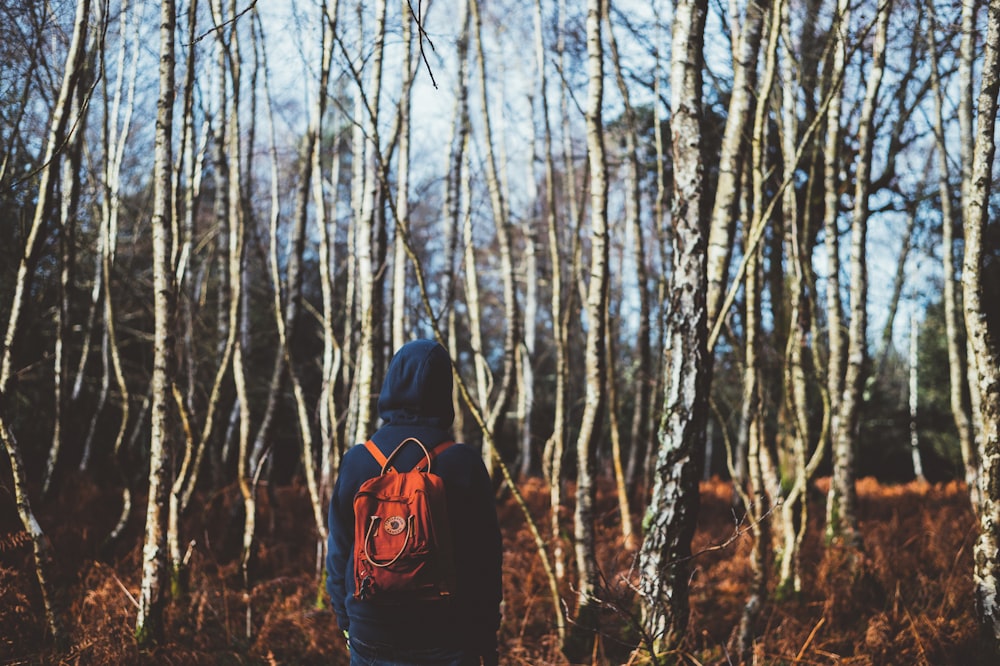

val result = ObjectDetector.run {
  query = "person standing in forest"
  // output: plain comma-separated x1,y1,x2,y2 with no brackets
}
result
326,339,503,666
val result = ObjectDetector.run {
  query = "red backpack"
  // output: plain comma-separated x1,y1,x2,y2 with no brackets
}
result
352,437,457,602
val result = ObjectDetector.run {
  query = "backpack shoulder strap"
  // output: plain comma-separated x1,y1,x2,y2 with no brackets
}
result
416,440,455,472
362,440,391,472
363,438,456,473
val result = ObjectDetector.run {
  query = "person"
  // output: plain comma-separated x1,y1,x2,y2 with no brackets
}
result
327,339,503,666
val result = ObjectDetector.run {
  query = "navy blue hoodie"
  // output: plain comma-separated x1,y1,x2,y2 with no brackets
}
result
326,340,502,656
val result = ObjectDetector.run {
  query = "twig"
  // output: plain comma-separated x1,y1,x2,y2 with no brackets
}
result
793,616,824,663
405,0,438,88
112,573,140,610
192,0,258,45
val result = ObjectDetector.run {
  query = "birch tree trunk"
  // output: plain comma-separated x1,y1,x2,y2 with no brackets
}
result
92,0,140,543
348,0,387,448
470,0,519,470
822,0,851,455
602,2,639,548
735,4,781,648
957,0,985,469
705,0,769,332
314,1,342,539
924,0,980,509
48,61,86,487
563,0,609,659
637,0,709,655
442,0,471,444
826,0,891,549
909,312,925,482
962,0,1000,652
136,0,176,644
393,1,414,354
734,239,766,662
536,0,568,582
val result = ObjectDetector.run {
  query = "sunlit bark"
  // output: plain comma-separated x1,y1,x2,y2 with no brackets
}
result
315,1,342,534
348,0,387,448
822,0,851,458
562,0,610,658
536,0,568,585
925,0,980,509
827,0,891,548
136,0,176,645
705,0,769,333
637,0,709,654
962,0,1000,652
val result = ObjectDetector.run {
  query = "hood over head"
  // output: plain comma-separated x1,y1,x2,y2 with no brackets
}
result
377,339,455,428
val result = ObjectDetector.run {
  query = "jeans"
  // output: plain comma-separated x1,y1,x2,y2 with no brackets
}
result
348,635,481,666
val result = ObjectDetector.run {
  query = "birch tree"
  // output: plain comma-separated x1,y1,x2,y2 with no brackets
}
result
822,0,851,467
348,0,388,448
925,0,980,509
469,0,519,474
705,0,770,333
535,0,569,581
827,0,892,549
962,0,1000,651
637,0,709,654
734,0,782,654
136,0,177,644
564,0,609,655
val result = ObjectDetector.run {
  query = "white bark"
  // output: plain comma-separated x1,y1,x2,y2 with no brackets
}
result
909,312,925,482
637,0,709,653
962,0,1000,651
136,0,176,644
826,0,891,548
925,1,980,508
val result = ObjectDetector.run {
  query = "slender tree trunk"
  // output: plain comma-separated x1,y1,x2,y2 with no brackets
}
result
315,2,342,542
735,4,781,647
48,80,84,489
605,2,651,503
640,29,671,497
908,311,925,482
637,0,709,655
349,0,387,448
826,0,891,549
705,0,769,332
822,0,851,459
537,0,568,584
773,0,818,596
605,301,635,549
963,0,1000,652
958,0,986,469
873,203,916,382
563,1,609,660
925,0,980,508
100,0,143,545
470,0,519,466
393,0,414,353
734,240,766,662
136,0,176,645
442,0,471,445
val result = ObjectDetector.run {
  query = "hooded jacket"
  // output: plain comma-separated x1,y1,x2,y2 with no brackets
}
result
326,340,502,657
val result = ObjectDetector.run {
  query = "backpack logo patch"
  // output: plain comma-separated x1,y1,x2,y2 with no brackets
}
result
383,516,406,535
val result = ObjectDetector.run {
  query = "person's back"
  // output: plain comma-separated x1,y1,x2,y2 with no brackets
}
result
326,340,502,666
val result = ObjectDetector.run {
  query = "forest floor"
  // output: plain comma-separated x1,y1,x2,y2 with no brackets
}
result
0,473,986,665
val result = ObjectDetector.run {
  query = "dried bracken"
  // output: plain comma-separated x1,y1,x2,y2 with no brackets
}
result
0,476,985,664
